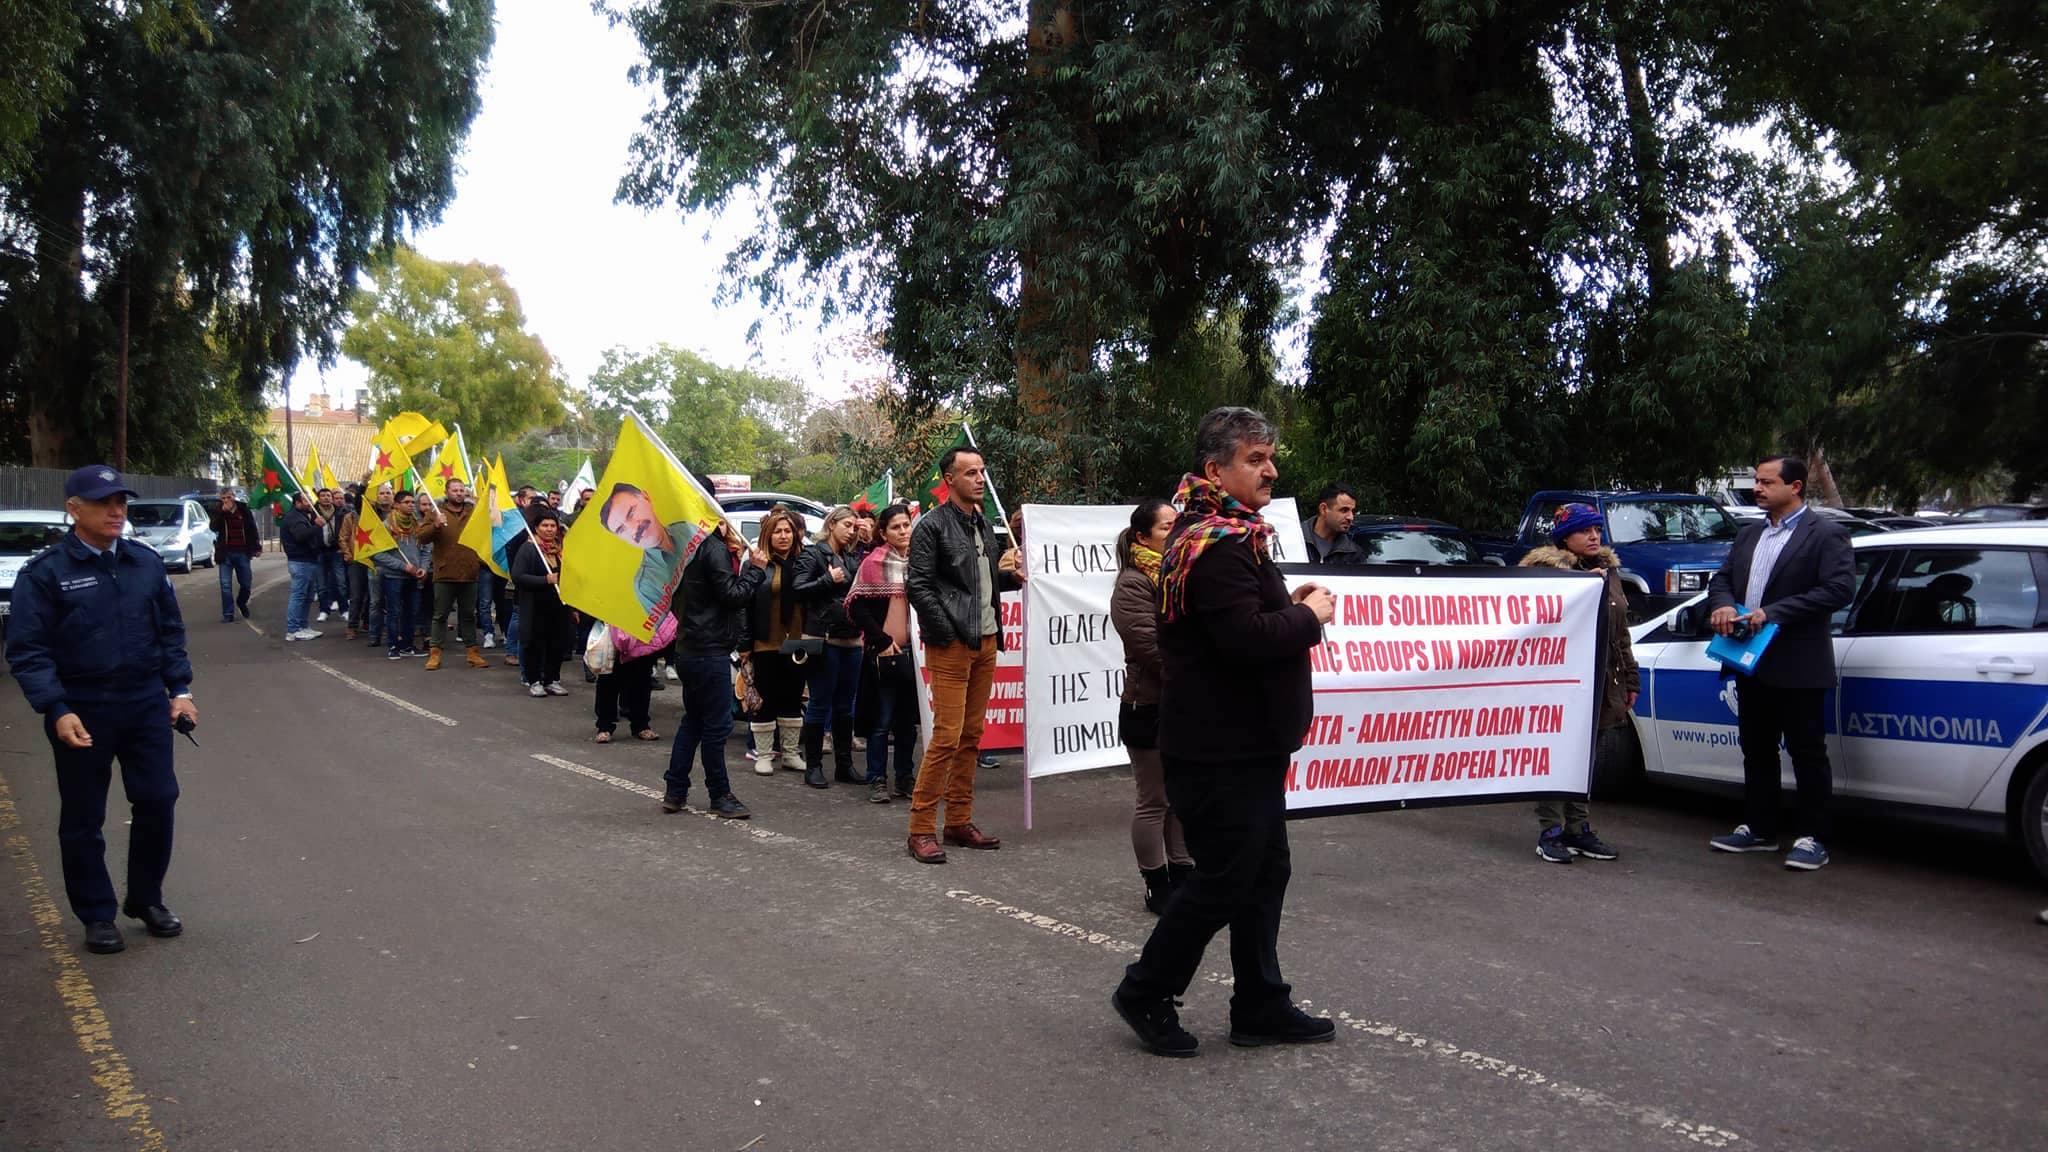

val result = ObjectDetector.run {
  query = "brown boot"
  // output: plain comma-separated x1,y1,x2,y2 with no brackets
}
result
907,834,948,865
424,647,443,671
465,645,488,668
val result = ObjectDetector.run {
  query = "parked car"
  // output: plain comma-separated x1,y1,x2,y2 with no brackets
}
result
1623,522,2048,878
1952,504,2048,522
0,510,136,637
1868,516,1944,531
125,498,217,572
717,491,827,542
1481,491,1741,621
1349,517,1503,566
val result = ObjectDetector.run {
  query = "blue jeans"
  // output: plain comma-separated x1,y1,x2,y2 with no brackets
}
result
802,643,863,726
665,655,736,802
217,553,253,620
285,560,320,633
380,575,417,651
319,553,348,613
868,651,919,785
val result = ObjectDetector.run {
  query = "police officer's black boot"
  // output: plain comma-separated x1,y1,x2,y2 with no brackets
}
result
831,713,862,784
801,723,828,789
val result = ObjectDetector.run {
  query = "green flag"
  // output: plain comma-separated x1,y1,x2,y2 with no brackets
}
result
246,439,303,513
851,470,893,515
920,427,1001,520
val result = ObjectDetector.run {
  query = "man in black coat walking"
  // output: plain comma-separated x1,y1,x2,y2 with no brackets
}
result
1111,407,1337,1059
1705,455,1857,871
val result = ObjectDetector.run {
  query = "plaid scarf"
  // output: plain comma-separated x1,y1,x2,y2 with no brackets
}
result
843,543,907,611
1159,473,1275,622
1129,541,1162,585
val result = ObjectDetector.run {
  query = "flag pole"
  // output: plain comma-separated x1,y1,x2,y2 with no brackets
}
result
261,437,310,500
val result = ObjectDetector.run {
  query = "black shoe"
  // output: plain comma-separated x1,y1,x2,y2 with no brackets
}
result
868,780,891,804
660,793,686,814
1167,861,1195,890
1563,824,1618,861
237,603,251,620
386,647,405,661
83,920,126,954
1229,1002,1337,1048
1112,985,1198,1058
831,717,862,783
122,902,182,938
710,794,751,820
800,722,828,788
892,777,916,800
1141,867,1173,915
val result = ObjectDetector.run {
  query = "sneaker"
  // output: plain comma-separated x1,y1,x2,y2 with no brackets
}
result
387,648,406,661
1784,837,1830,871
868,780,890,804
665,666,679,682
1111,986,1199,1058
660,793,686,814
1710,824,1780,853
403,646,424,658
1564,825,1618,860
482,633,496,650
893,778,916,800
1536,826,1574,864
978,752,999,770
743,748,760,761
545,682,569,696
1228,1002,1337,1048
709,794,752,820
302,628,324,639
528,682,548,698
316,610,329,622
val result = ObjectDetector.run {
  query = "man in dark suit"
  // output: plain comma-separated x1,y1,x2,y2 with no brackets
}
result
1704,455,1857,871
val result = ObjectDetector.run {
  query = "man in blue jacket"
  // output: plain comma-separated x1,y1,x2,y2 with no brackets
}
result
5,466,197,954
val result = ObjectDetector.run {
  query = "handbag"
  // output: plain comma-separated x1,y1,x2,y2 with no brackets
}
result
779,637,825,664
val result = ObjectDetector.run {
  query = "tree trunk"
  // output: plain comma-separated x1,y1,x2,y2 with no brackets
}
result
1807,441,1843,507
1016,0,1097,500
24,76,91,469
1610,0,1672,303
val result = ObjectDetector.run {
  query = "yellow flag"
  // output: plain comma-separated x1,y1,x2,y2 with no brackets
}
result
560,415,728,640
319,462,340,491
459,453,523,580
422,440,472,500
300,443,324,491
367,426,414,492
349,506,402,569
398,420,449,459
384,411,431,441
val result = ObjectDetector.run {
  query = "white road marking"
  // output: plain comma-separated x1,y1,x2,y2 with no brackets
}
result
302,658,458,726
526,752,1742,1147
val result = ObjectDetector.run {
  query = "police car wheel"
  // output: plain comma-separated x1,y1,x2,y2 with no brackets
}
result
2019,758,2048,884
1622,586,1648,626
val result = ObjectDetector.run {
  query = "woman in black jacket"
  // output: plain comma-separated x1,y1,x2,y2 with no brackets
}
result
792,505,863,789
511,510,573,697
847,504,919,804
742,507,809,776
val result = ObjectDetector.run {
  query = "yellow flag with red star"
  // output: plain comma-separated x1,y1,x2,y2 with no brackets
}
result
350,504,402,569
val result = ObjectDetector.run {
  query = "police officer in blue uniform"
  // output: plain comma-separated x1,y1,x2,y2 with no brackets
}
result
5,465,197,954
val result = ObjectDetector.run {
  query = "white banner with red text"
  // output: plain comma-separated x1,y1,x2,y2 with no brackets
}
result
1019,500,1309,778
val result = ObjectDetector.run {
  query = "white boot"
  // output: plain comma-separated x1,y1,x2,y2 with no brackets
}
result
750,722,778,776
777,717,806,771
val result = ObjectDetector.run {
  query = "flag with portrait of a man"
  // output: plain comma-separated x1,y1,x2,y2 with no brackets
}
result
559,414,730,641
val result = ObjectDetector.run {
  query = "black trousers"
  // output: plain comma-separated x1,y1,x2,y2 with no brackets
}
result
596,653,657,735
48,699,177,924
1734,678,1834,842
1121,754,1292,1015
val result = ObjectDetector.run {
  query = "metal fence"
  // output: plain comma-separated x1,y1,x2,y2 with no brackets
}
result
0,466,215,510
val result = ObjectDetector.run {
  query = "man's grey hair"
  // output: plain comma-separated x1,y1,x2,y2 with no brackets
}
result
1193,406,1278,472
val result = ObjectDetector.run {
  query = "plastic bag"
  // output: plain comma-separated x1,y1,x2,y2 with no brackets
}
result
584,625,616,677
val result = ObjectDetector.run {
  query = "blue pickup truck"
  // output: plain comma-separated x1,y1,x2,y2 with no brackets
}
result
1478,490,1741,621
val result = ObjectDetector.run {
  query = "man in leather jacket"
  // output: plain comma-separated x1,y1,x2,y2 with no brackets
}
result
902,447,1025,863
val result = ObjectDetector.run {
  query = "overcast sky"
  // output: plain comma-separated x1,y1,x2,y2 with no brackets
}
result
288,3,868,411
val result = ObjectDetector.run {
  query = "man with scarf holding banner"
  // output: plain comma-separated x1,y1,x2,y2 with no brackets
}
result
1111,407,1337,1059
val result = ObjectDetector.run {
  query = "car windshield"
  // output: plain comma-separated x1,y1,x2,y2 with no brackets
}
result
0,522,67,555
1604,500,1739,545
126,502,182,527
1359,531,1483,565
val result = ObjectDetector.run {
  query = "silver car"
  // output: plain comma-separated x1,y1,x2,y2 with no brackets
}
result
124,498,217,572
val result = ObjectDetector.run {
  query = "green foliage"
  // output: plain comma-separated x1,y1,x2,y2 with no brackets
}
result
0,1,493,470
583,343,805,481
343,246,567,451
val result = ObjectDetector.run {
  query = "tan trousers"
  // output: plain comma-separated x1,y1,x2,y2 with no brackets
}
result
908,636,998,835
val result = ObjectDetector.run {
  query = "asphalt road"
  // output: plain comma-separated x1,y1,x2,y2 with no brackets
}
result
1,556,2043,1152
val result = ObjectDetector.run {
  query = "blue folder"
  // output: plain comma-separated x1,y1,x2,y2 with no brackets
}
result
1705,604,1777,675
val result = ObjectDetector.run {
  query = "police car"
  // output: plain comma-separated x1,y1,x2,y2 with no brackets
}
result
1624,523,2048,878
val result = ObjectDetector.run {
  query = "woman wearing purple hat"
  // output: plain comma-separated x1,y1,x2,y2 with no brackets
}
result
1519,502,1636,864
